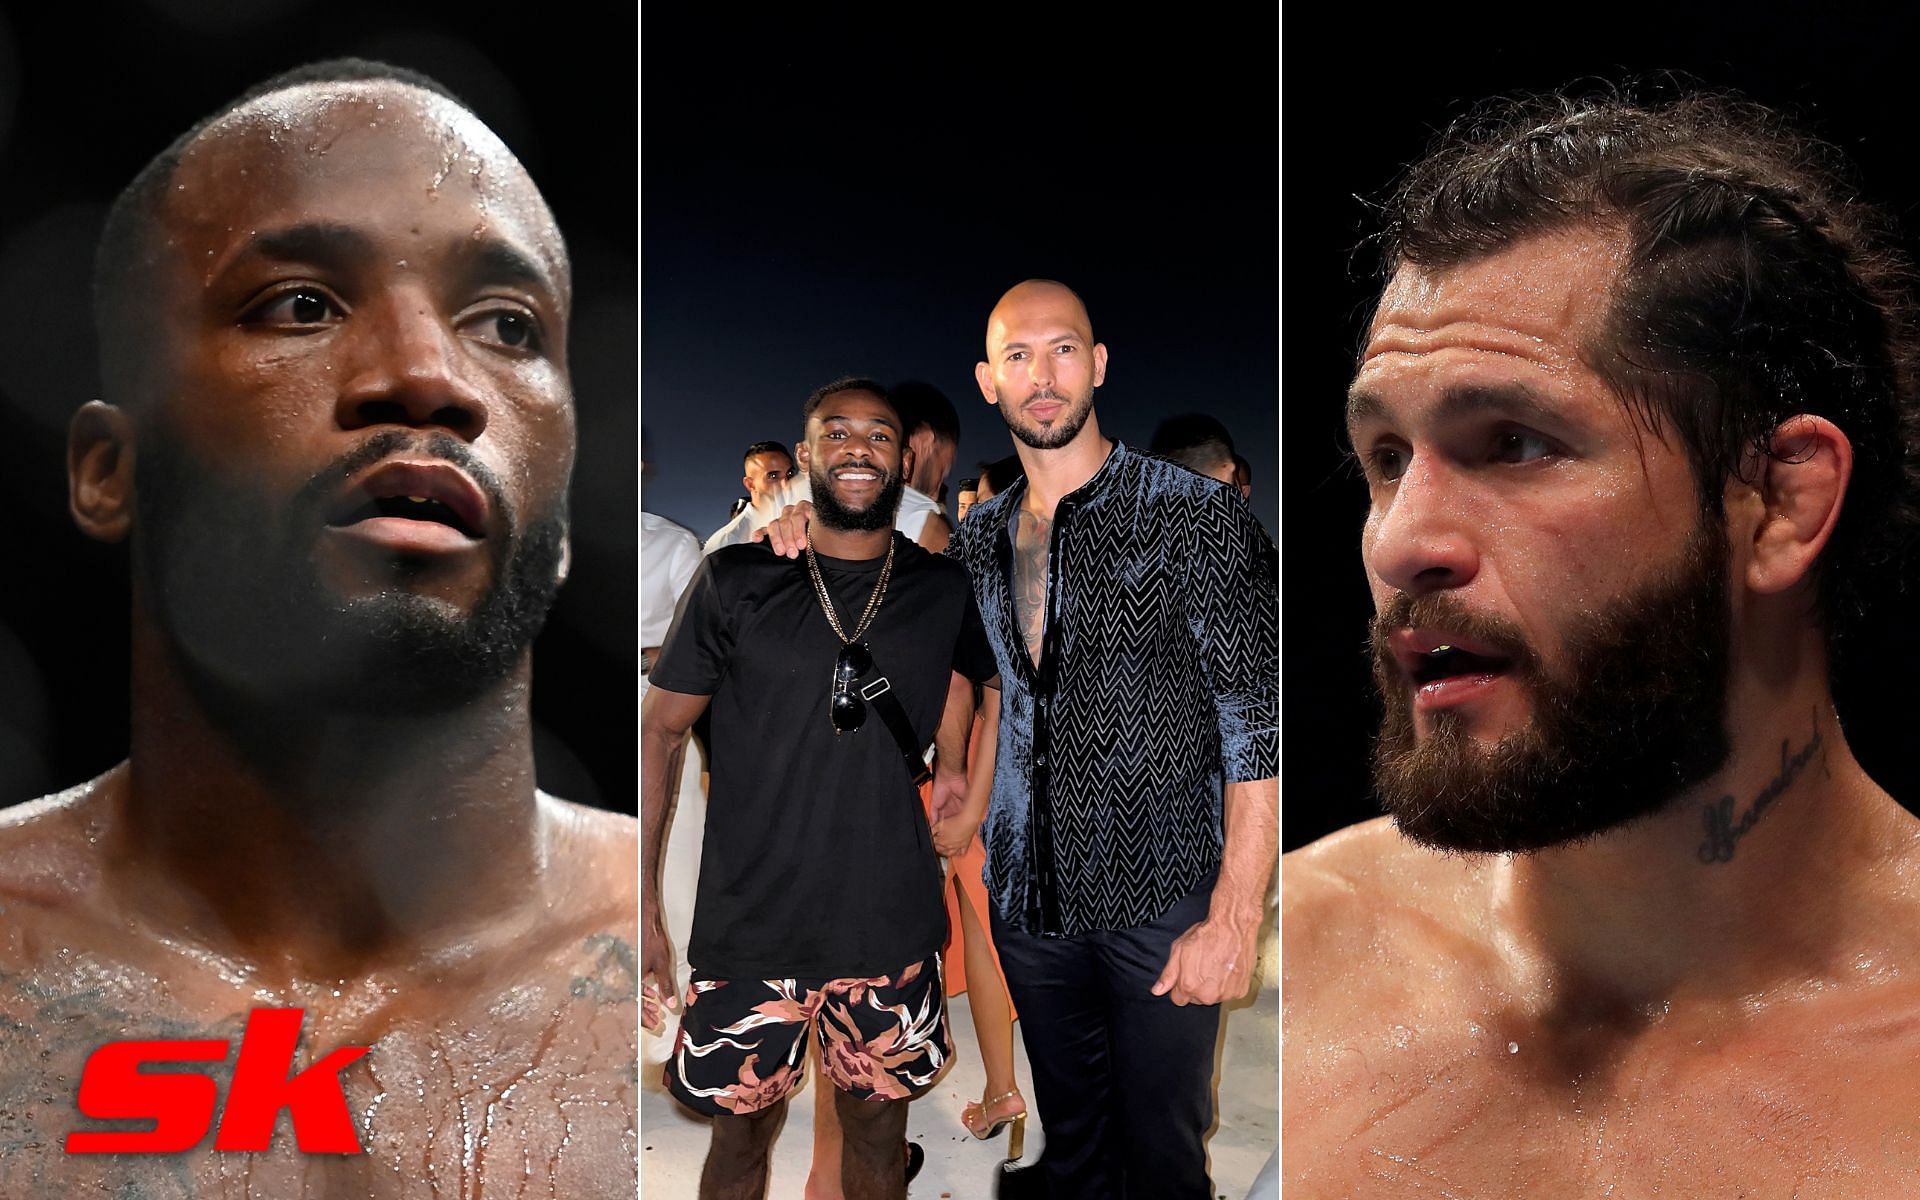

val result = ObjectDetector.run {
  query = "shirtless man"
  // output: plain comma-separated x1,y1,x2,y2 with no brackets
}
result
1283,91,1920,1196
0,60,635,1198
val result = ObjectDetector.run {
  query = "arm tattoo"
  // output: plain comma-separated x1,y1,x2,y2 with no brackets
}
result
1697,713,1825,864
1013,509,1050,667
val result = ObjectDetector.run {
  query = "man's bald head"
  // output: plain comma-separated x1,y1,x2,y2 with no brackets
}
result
93,58,570,406
984,279,1095,356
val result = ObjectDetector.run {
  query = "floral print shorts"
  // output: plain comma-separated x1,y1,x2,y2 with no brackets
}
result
663,954,951,1116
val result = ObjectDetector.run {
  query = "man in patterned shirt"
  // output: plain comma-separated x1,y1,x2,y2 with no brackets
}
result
943,280,1277,1197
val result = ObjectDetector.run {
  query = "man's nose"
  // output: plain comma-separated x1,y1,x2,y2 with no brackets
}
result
335,295,489,439
1364,454,1480,597
1028,352,1055,390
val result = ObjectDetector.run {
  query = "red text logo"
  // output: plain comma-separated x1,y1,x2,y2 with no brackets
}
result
64,1007,371,1154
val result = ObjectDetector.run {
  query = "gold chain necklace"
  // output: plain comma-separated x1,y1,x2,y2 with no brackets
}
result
805,531,894,643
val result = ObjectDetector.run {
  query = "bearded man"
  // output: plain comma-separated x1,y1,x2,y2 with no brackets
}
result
0,59,635,1198
642,378,996,1200
1283,90,1920,1197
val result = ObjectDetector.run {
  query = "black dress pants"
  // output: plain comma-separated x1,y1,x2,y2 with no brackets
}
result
989,882,1221,1199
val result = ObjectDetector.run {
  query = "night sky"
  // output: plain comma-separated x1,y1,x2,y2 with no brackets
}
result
641,15,1279,542
1286,7,1920,848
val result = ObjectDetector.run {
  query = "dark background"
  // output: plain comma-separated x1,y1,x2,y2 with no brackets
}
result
640,14,1278,546
1285,8,1920,849
0,3,636,812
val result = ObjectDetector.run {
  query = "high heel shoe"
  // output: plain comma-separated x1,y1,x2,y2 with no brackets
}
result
962,1087,1027,1156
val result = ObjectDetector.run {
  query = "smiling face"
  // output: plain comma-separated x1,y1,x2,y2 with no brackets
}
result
1349,230,1735,851
801,389,904,533
113,81,575,710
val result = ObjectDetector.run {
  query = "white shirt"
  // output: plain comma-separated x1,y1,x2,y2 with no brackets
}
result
642,511,702,651
702,497,786,555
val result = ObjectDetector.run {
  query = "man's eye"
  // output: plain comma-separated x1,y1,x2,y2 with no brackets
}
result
1056,344,1076,354
463,308,541,352
1366,446,1408,482
245,287,340,326
1007,351,1027,362
1491,430,1556,464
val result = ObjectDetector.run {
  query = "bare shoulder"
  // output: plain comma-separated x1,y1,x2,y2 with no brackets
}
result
1283,817,1499,1027
531,794,636,1000
0,775,116,921
1284,817,1486,943
537,791,637,911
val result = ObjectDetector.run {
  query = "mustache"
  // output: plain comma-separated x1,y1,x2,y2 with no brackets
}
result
1369,591,1538,678
296,429,516,530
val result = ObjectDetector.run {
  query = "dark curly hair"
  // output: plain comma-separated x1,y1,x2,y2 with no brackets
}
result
1375,85,1920,651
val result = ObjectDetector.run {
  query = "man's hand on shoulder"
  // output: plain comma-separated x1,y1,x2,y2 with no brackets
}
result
750,500,815,558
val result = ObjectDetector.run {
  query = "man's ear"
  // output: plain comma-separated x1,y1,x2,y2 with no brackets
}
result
1746,415,1850,595
68,401,135,544
974,361,996,406
795,441,811,470
1091,342,1109,389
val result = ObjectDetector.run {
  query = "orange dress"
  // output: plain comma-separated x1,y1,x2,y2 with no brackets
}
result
920,778,1016,1017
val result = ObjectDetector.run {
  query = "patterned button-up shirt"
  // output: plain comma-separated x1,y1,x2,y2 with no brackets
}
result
946,440,1278,937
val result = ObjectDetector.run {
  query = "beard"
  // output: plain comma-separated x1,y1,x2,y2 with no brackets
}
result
134,425,567,717
810,457,904,532
996,383,1095,450
1370,522,1732,854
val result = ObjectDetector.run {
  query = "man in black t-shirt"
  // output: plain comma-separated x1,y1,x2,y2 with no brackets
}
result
642,377,997,1200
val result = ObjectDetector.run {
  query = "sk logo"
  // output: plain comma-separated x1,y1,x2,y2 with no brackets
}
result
65,1007,371,1154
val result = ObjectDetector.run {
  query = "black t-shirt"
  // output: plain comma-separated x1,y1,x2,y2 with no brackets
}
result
650,534,997,979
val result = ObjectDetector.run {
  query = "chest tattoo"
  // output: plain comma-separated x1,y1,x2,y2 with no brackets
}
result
1013,508,1051,668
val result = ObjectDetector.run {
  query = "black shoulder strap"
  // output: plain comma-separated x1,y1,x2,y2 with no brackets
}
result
859,671,933,787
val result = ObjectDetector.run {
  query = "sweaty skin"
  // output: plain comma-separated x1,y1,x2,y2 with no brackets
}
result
0,779,637,1200
1285,231,1920,1198
0,82,636,1199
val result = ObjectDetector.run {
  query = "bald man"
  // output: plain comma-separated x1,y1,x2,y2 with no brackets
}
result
0,60,634,1198
949,281,1277,1196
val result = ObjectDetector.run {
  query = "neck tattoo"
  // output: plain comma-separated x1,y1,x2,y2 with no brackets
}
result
1696,709,1826,865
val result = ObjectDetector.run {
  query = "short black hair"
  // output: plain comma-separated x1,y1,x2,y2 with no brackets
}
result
1379,85,1920,649
743,440,792,466
94,59,482,404
802,376,895,425
888,380,961,442
1149,413,1237,475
